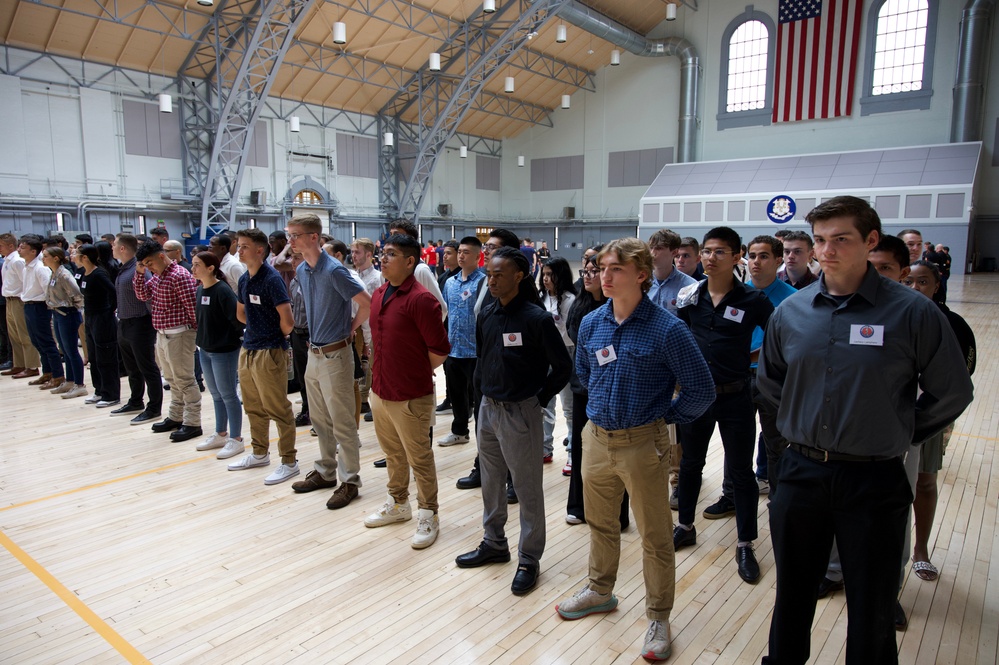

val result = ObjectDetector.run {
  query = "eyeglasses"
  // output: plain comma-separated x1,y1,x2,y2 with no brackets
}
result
699,249,734,259
381,250,403,260
482,243,502,251
287,232,316,241
578,269,600,278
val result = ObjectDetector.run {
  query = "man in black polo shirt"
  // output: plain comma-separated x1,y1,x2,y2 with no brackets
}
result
674,227,773,584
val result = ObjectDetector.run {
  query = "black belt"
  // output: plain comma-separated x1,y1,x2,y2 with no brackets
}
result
293,327,309,336
715,380,745,394
789,442,896,463
309,338,349,355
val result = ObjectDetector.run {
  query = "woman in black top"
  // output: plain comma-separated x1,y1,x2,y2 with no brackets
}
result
564,253,629,529
77,244,120,407
191,251,246,459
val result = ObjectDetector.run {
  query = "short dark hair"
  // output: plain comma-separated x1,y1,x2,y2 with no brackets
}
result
489,228,520,249
44,236,68,250
781,230,814,250
910,259,941,281
679,237,699,252
236,228,268,248
75,233,94,244
897,228,922,239
774,229,792,240
807,196,882,239
702,227,742,255
210,233,232,250
149,228,168,238
135,240,164,262
648,229,682,251
101,233,116,243
384,233,421,262
116,233,138,253
459,236,482,248
442,240,459,252
269,230,287,241
19,235,43,254
747,235,783,257
871,234,909,269
328,239,349,257
389,219,419,240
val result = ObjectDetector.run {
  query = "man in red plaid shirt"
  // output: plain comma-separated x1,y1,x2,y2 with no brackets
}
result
133,240,202,442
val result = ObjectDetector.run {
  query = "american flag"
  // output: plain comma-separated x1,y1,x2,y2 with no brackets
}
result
772,0,863,123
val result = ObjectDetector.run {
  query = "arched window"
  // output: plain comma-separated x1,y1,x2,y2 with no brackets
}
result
861,0,938,115
293,189,323,205
717,8,776,130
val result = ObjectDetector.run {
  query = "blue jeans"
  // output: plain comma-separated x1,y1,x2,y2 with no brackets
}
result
200,348,242,438
24,302,62,378
52,308,84,384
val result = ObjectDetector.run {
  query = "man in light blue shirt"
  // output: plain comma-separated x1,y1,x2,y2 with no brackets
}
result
647,229,697,315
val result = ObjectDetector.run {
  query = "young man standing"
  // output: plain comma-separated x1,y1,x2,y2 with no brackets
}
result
647,229,697,315
287,214,370,509
674,228,773,584
350,237,383,415
897,228,923,265
555,238,714,662
777,231,818,289
364,234,450,548
210,233,246,288
133,240,201,441
759,197,973,664
455,247,571,596
225,229,299,484
18,235,62,386
674,237,704,280
436,240,460,291
437,236,485,447
0,233,41,378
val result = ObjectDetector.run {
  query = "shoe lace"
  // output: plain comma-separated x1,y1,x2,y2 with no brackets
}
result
646,620,665,642
417,515,434,533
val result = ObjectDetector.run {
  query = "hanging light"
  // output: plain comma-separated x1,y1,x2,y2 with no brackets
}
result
196,0,214,6
332,21,347,44
158,93,172,113
483,0,496,13
383,132,394,147
459,146,468,158
504,76,515,93
666,3,677,21
517,155,525,167
610,49,621,66
429,52,441,71
556,24,567,43
561,94,571,109
290,116,301,132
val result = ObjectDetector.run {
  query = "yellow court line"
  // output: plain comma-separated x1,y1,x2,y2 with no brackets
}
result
953,431,999,443
0,530,152,664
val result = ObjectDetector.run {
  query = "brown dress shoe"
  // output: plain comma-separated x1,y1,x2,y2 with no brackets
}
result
326,483,358,510
12,368,40,379
40,377,65,390
27,371,50,383
292,470,337,494
1,367,25,376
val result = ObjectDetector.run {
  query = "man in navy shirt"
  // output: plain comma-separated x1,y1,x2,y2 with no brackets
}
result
226,228,299,485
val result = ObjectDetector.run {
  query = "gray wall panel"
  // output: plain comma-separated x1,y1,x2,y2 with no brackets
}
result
905,194,932,218
936,193,965,218
875,195,901,218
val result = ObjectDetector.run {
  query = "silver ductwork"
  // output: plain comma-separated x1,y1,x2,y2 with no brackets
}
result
557,0,700,163
951,0,996,142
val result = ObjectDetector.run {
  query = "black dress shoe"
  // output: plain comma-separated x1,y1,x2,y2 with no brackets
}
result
295,411,311,427
673,524,696,550
511,563,539,595
170,425,203,442
736,544,761,584
455,542,511,568
110,403,144,416
151,417,182,433
131,411,160,426
895,601,908,631
363,411,373,422
817,576,844,599
506,483,518,504
360,402,371,414
197,380,205,393
373,458,387,468
456,467,481,490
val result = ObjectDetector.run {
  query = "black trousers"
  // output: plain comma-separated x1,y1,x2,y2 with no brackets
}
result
763,448,910,665
566,390,629,528
677,385,758,542
721,374,789,498
86,310,120,400
118,315,162,412
444,356,478,436
290,329,309,414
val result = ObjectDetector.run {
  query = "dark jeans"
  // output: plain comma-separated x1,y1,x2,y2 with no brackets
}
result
52,308,84,384
24,302,62,378
86,310,120,400
677,385,758,542
118,315,162,412
290,329,309,414
566,389,629,527
444,356,478,436
763,448,910,665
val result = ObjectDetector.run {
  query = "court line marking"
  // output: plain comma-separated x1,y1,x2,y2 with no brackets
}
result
0,530,153,664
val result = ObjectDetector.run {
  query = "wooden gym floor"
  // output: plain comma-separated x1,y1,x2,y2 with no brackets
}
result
1,274,997,664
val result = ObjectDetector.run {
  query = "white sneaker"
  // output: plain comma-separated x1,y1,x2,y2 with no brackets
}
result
364,495,412,527
437,433,470,447
51,381,74,395
217,438,245,460
196,433,228,451
227,453,270,471
641,620,672,661
84,394,101,404
96,399,120,408
61,385,88,399
556,585,618,619
412,509,439,549
757,478,771,495
264,462,300,485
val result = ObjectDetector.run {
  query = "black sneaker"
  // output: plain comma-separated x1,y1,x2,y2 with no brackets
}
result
360,402,371,414
436,401,452,414
294,411,311,427
703,495,736,520
363,411,373,422
110,403,144,416
507,483,518,504
130,411,161,426
817,576,844,599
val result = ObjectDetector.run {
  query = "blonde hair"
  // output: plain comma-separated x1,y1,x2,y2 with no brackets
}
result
287,213,323,234
351,237,375,255
597,237,654,293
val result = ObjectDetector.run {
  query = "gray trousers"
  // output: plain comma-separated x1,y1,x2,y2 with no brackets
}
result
477,395,545,566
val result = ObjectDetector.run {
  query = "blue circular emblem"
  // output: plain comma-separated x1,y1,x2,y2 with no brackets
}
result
767,195,797,224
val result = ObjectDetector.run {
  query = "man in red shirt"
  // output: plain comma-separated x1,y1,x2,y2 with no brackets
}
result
365,234,451,549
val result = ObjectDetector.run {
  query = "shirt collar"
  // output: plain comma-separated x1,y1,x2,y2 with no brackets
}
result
813,263,880,307
305,251,335,273
602,294,654,324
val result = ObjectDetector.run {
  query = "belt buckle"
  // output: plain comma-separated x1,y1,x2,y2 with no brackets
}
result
818,447,829,462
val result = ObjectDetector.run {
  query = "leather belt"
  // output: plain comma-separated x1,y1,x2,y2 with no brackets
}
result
715,380,745,394
789,442,895,463
309,338,349,355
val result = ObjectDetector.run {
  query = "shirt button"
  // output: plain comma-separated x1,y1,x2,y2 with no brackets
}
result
829,339,835,344
826,367,833,373
822,425,828,430
825,397,830,403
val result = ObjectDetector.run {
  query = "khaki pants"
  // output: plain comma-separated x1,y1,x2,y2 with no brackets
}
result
305,345,362,486
371,392,438,512
237,348,296,463
155,329,200,426
583,419,675,621
5,298,39,369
